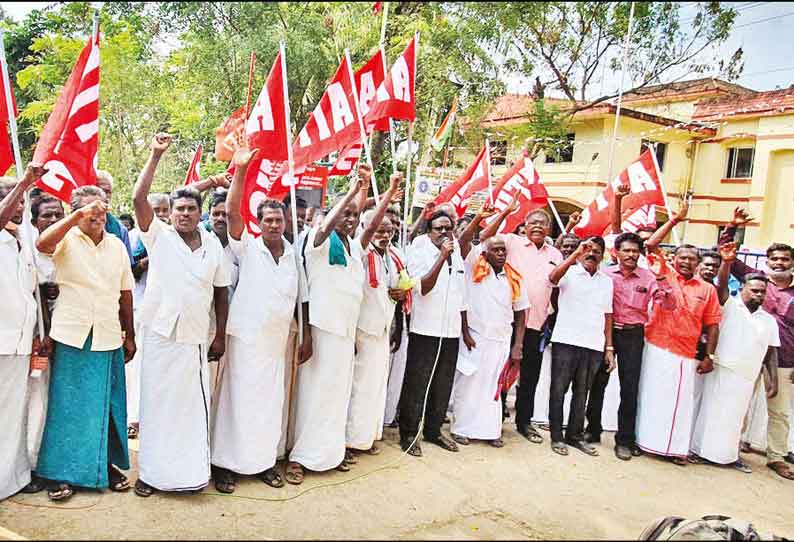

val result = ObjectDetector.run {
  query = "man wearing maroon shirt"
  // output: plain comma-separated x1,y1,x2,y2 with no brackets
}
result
585,232,675,460
720,208,794,480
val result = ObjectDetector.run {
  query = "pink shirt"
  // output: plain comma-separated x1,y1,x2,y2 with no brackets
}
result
604,265,675,326
504,234,562,331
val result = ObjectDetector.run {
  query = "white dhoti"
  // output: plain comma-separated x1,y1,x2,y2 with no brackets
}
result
138,330,211,491
383,326,408,426
26,370,48,467
290,327,355,472
451,332,508,441
690,364,754,464
1,355,31,500
278,326,299,459
636,342,699,458
211,334,285,474
125,347,141,426
346,329,390,450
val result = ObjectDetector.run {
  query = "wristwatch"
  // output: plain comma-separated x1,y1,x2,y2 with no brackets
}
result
707,353,716,361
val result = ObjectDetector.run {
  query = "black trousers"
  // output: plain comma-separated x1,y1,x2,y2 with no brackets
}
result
549,343,602,444
398,333,459,443
515,329,544,429
585,326,645,446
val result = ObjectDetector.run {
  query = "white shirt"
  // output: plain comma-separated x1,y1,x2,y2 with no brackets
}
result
357,245,401,337
0,230,37,355
716,296,780,381
551,264,614,352
463,245,530,342
226,231,298,346
304,227,365,340
139,218,231,344
406,234,466,338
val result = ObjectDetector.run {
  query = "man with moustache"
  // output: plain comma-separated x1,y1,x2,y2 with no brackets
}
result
720,207,794,480
95,170,134,267
480,207,563,445
584,232,675,460
547,237,614,457
399,209,466,457
635,208,722,465
690,241,779,473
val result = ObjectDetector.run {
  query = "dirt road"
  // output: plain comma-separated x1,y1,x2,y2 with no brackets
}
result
2,426,792,540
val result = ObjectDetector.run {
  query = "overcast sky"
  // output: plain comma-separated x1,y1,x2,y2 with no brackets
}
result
3,1,792,95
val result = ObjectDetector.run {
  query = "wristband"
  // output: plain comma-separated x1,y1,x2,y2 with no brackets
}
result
605,346,614,351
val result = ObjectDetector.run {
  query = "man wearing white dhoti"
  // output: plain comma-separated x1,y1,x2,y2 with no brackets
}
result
210,148,300,493
451,235,528,447
637,210,722,464
132,134,230,497
286,176,373,485
0,166,48,500
346,173,405,458
690,242,779,473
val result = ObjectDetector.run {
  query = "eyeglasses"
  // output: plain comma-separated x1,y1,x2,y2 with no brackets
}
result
431,226,452,233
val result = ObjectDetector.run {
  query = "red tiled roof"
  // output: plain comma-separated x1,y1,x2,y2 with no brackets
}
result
693,86,794,121
622,77,755,103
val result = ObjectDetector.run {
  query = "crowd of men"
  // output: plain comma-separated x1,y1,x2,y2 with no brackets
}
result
1,132,793,504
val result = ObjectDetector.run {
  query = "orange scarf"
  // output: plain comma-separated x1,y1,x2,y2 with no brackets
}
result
472,254,523,302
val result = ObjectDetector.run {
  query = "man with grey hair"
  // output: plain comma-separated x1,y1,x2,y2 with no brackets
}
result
132,133,230,497
95,170,134,267
35,183,136,501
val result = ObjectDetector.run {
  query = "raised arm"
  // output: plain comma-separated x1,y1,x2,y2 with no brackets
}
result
548,239,588,285
419,237,454,295
0,163,46,231
564,211,582,235
360,173,401,249
720,207,758,279
610,183,630,234
716,242,737,305
133,133,172,232
192,173,231,194
644,198,689,253
37,200,106,254
355,165,372,213
458,204,497,259
314,177,363,247
227,148,259,241
479,195,519,243
408,202,434,242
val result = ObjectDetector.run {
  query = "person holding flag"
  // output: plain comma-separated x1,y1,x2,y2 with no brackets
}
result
132,133,231,497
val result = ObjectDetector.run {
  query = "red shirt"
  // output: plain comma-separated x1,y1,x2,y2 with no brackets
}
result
645,267,722,359
604,265,675,326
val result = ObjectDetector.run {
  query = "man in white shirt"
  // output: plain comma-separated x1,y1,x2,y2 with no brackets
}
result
132,134,231,497
451,236,529,447
690,242,780,473
210,148,301,493
547,236,614,457
0,165,48,500
400,210,466,457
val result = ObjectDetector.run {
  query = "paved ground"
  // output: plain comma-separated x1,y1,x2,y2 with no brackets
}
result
2,424,793,540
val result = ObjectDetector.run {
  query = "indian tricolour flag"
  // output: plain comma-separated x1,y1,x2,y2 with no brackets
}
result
430,96,458,152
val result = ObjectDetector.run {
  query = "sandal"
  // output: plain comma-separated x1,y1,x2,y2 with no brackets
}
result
401,440,422,457
259,468,284,488
687,454,705,465
672,457,688,466
518,425,543,444
428,434,459,452
344,449,358,464
740,441,752,454
732,460,752,474
335,461,351,472
108,465,130,492
489,438,505,448
365,443,381,456
569,440,599,457
21,475,45,494
451,434,470,446
284,462,304,485
127,424,139,439
767,461,794,480
134,479,155,498
213,469,236,494
47,482,74,502
551,441,569,456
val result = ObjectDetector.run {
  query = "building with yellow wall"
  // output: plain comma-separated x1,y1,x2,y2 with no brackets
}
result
454,78,794,250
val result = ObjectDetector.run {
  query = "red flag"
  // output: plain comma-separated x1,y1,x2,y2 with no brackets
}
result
432,145,490,217
573,150,665,238
245,51,288,161
291,56,362,170
372,2,383,15
355,50,389,133
329,143,363,176
183,144,203,185
364,34,417,127
495,357,520,401
484,154,549,235
33,32,100,203
214,106,246,162
0,72,17,175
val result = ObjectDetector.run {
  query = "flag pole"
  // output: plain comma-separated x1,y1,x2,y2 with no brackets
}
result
345,49,380,203
648,143,680,244
485,136,493,205
0,29,47,375
548,199,566,234
402,121,414,251
605,1,635,183
380,46,398,176
379,2,389,46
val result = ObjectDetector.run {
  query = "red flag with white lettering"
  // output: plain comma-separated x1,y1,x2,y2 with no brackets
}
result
484,154,549,234
33,32,100,202
183,144,203,185
246,51,288,161
291,56,362,170
573,150,665,238
364,34,417,127
355,51,389,133
0,71,16,175
432,145,490,217
329,143,363,176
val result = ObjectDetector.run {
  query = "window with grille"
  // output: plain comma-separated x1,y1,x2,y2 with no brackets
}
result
725,147,754,179
641,139,667,171
491,140,507,166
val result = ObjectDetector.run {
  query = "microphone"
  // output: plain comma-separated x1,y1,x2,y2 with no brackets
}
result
447,254,453,273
